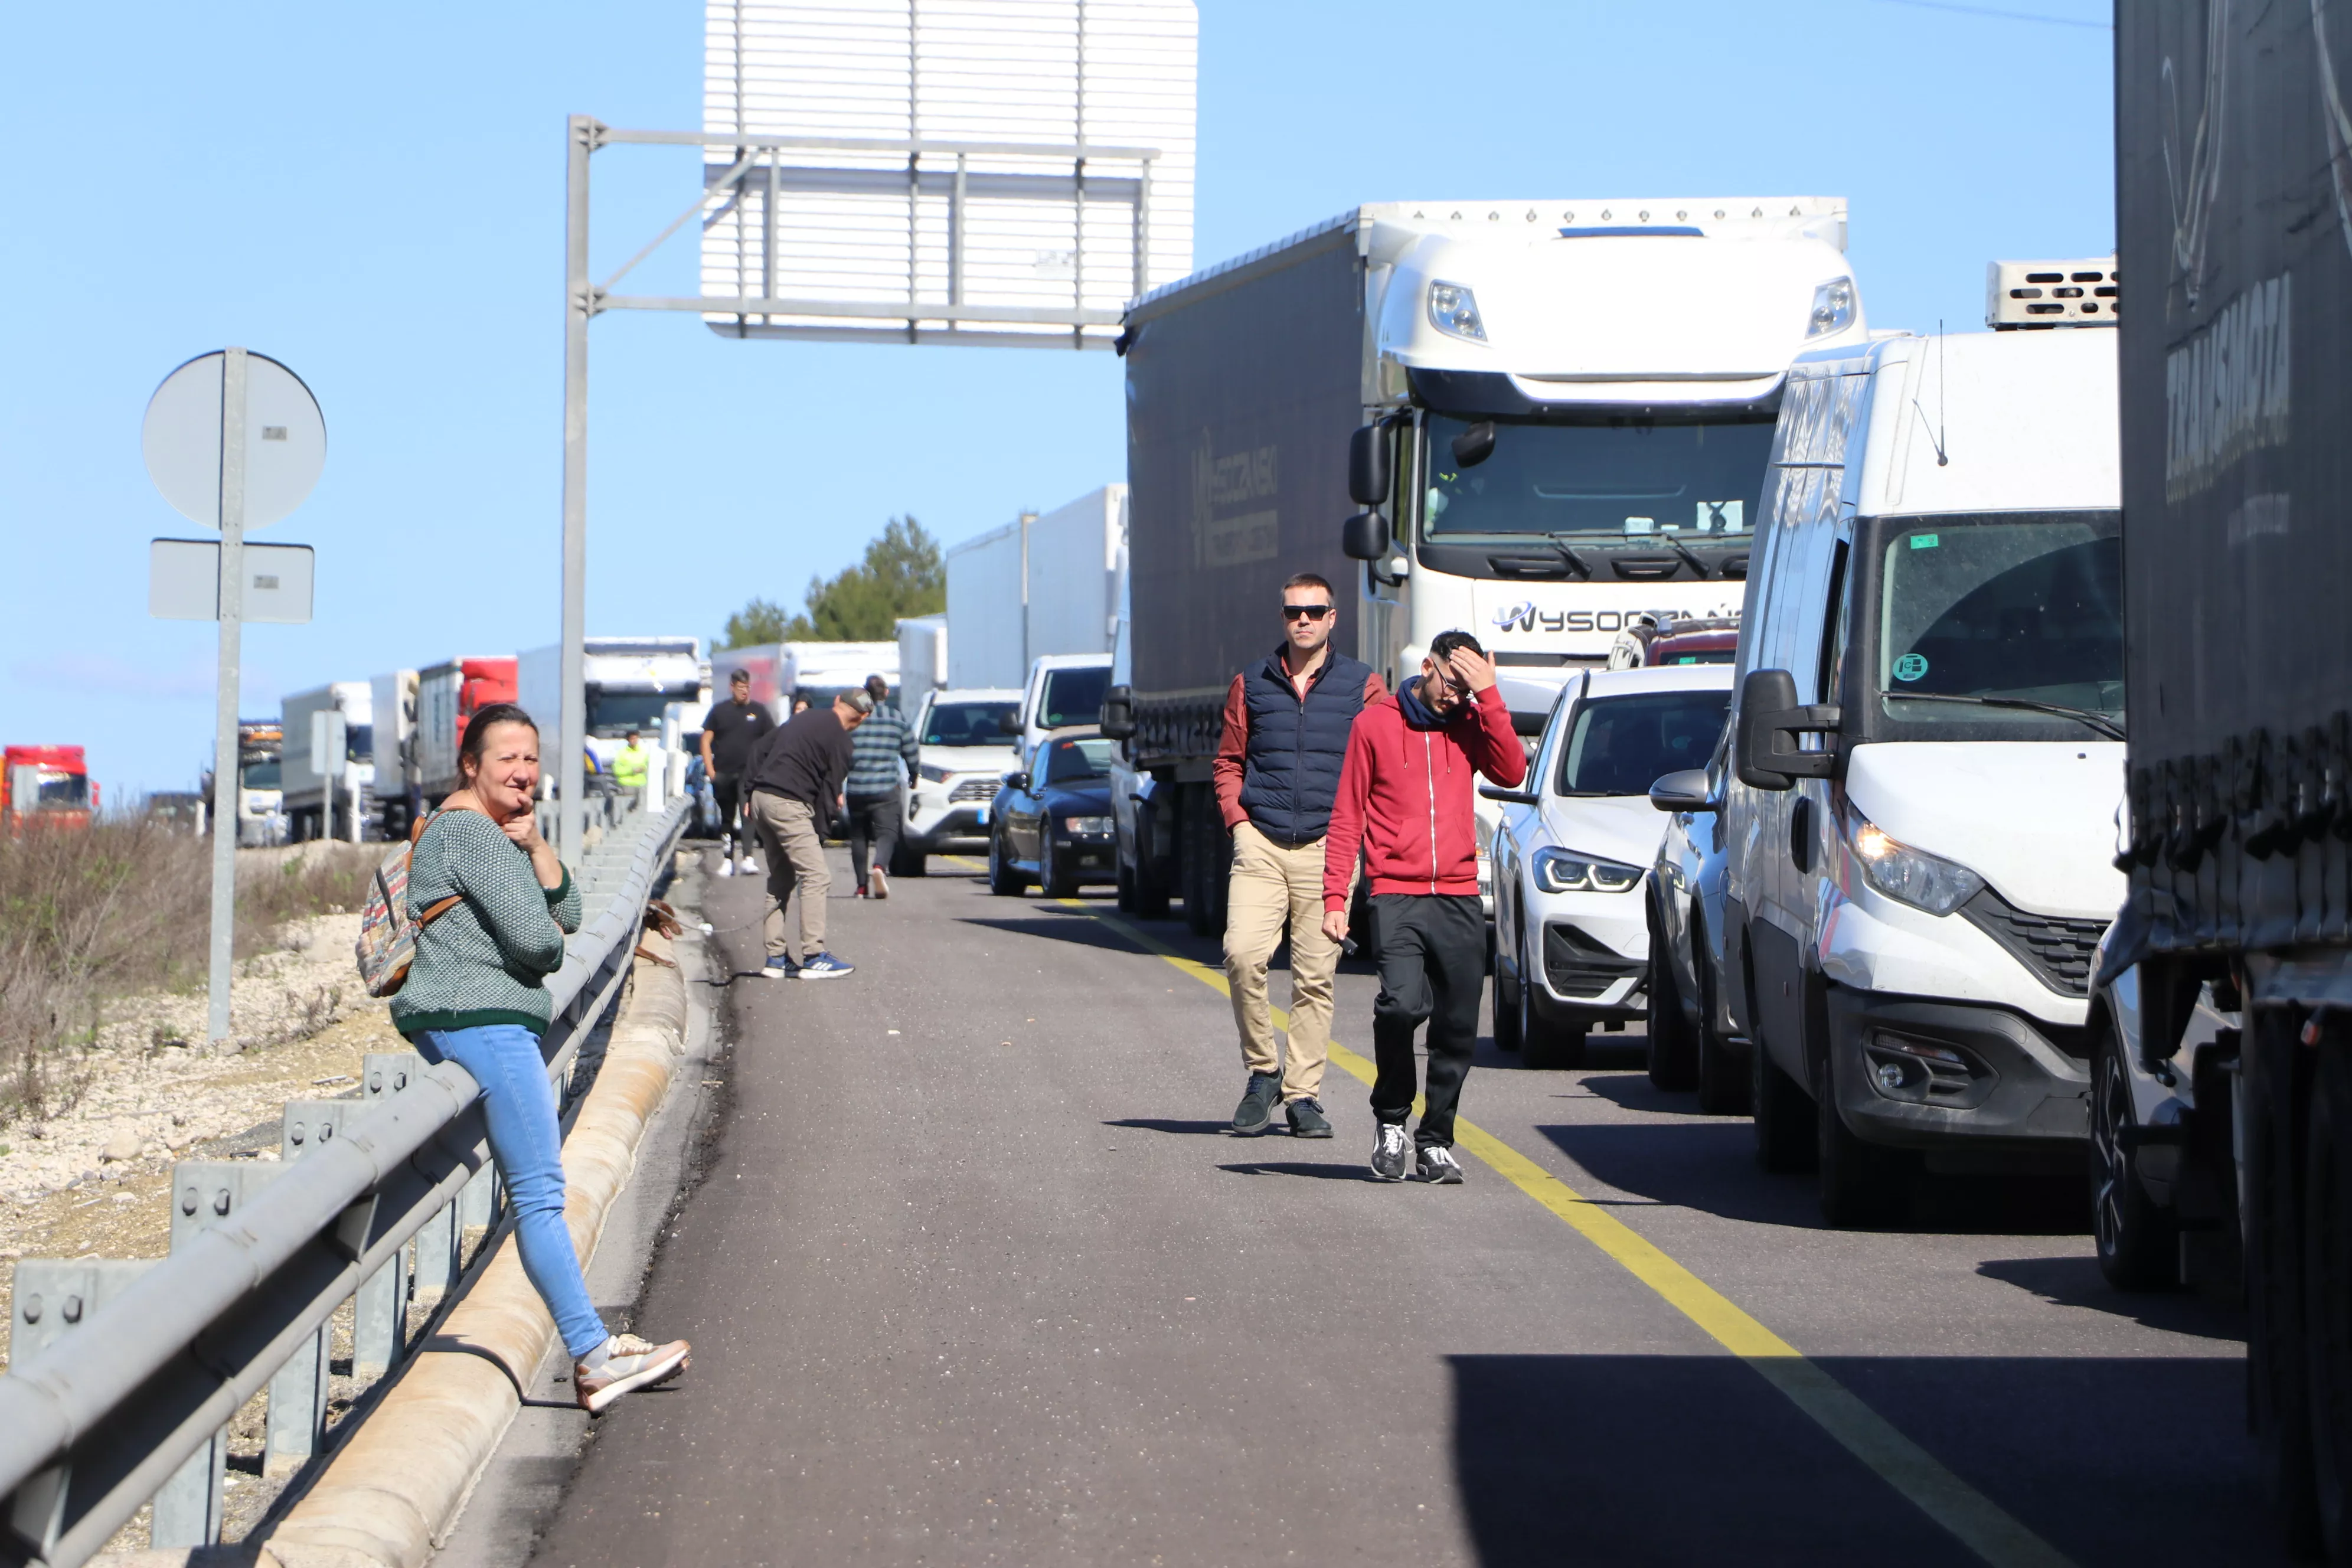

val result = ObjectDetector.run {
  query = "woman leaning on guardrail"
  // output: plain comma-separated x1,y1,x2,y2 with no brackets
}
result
390,701,691,1413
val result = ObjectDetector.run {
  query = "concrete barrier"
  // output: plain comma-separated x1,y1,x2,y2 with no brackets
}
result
97,929,692,1568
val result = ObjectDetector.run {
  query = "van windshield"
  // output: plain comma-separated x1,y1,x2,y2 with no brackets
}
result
1037,667,1110,729
1874,511,2123,738
1423,412,1774,539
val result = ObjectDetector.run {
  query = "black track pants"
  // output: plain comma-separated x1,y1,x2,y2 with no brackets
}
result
1367,892,1487,1148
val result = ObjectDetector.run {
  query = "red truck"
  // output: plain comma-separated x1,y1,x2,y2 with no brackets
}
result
4,746,96,832
414,656,519,808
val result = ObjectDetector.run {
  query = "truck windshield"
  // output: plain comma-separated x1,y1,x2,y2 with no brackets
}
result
1423,412,1774,539
1555,689,1730,797
344,725,373,762
35,770,89,808
241,760,282,789
1037,667,1110,729
1874,511,2124,739
587,692,675,737
924,701,1019,745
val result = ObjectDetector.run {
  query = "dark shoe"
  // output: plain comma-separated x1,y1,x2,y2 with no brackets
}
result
1416,1145,1465,1184
1370,1122,1411,1181
1286,1098,1333,1138
1231,1072,1282,1134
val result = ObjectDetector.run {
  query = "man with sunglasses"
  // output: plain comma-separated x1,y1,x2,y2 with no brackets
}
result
1213,573,1386,1138
1321,630,1523,1182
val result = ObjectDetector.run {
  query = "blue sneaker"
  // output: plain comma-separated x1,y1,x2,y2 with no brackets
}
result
796,952,855,980
762,955,799,980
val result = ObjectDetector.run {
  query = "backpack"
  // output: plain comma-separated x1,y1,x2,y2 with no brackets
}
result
354,812,465,998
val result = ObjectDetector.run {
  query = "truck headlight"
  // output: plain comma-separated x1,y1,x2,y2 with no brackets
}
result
1531,847,1641,894
1428,281,1488,342
1806,276,1856,338
1846,811,1984,915
1064,815,1113,836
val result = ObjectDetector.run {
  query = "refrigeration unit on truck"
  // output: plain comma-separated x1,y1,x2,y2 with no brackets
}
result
280,682,373,842
945,486,1127,691
2105,8,2352,1553
3,746,94,832
517,638,704,798
414,656,519,805
370,669,418,838
1103,197,1870,933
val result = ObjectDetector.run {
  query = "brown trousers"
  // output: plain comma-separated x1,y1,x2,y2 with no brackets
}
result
750,791,830,962
1221,822,1344,1102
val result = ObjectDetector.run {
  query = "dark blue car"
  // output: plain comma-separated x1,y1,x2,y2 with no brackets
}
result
988,730,1119,899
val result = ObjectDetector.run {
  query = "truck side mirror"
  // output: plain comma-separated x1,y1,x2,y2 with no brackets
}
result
1451,420,1497,468
1649,769,1716,812
1348,424,1391,506
1100,684,1135,740
1733,669,1841,790
1342,509,1391,561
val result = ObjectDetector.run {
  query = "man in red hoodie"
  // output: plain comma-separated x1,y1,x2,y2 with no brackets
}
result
1320,629,1525,1182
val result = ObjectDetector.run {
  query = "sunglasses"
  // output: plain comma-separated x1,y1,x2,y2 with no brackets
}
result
1281,604,1334,622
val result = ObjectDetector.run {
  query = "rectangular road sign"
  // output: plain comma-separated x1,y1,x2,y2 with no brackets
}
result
148,538,314,623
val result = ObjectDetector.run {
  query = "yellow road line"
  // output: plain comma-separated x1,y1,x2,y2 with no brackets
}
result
1063,898,2072,1568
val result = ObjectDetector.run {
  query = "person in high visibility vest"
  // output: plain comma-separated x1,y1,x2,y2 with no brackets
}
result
610,730,651,795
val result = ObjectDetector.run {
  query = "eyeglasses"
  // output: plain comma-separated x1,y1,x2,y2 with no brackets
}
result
1281,604,1334,622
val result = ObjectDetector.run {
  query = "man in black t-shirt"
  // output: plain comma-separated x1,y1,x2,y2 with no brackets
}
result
700,668,776,877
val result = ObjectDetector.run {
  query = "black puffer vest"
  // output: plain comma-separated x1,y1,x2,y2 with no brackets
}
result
1237,646,1374,846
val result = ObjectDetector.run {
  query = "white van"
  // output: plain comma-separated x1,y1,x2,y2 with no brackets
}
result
1717,316,2126,1225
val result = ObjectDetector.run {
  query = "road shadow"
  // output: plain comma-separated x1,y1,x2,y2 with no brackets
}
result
1104,1118,1234,1136
1450,1353,2275,1567
956,915,1146,956
1218,1159,1370,1182
1577,1069,1694,1115
1975,1254,2247,1342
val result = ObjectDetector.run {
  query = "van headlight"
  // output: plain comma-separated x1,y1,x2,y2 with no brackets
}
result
1532,847,1642,894
1428,281,1488,342
1847,811,1983,915
1807,276,1856,338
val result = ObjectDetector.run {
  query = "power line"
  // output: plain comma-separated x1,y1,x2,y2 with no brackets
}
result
1874,0,2109,28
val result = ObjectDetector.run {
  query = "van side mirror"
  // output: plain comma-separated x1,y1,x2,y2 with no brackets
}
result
1348,424,1391,506
1451,420,1497,468
1649,769,1715,813
1342,509,1392,561
1733,669,1841,790
1100,684,1135,740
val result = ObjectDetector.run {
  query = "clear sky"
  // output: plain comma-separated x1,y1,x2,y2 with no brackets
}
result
0,0,2113,797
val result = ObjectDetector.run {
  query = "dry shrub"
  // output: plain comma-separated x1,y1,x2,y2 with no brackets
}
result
0,824,381,1118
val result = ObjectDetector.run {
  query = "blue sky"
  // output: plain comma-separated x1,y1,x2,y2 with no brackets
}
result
0,0,2113,796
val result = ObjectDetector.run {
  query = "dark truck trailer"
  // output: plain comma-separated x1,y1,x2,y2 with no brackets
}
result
2113,4,2352,1551
1106,218,1364,933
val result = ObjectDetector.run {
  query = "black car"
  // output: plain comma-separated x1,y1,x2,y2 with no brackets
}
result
988,729,1119,898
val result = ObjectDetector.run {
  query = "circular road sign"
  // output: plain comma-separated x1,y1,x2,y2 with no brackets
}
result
142,350,326,530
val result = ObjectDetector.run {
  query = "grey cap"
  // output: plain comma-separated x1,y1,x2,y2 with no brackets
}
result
839,688,876,716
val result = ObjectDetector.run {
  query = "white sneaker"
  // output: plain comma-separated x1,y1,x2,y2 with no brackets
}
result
1370,1122,1411,1182
574,1332,691,1415
715,857,734,878
870,865,889,899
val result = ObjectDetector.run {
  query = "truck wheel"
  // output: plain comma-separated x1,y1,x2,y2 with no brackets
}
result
2305,1044,2352,1558
1645,901,1699,1092
2249,1008,2324,1556
1816,1067,1911,1227
1694,944,1749,1116
1752,1035,1816,1174
2090,1016,2178,1290
987,831,1026,897
1115,858,1137,913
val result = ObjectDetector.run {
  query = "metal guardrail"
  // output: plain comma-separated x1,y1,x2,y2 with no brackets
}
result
0,799,691,1567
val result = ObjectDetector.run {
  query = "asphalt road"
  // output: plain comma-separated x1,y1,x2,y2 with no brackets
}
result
528,849,2278,1568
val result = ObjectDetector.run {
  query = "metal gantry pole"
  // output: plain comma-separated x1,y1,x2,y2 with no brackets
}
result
560,117,594,866
205,348,249,1047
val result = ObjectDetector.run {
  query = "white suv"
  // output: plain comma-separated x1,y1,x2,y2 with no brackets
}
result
894,688,1023,874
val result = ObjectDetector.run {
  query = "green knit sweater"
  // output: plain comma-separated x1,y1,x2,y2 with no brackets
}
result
389,811,582,1038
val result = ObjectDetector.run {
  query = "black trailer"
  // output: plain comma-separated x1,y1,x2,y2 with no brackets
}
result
1108,217,1366,932
2114,4,2352,1551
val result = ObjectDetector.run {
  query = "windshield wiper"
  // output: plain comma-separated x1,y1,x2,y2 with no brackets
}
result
1546,535,1594,579
1886,691,2126,741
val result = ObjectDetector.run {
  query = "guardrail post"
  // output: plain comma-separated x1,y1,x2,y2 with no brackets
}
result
354,1056,424,1380
259,1102,357,1478
8,1259,156,1560
155,1162,282,1548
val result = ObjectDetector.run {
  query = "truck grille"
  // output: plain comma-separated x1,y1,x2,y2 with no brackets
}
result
1960,890,2107,998
1541,923,1644,1000
950,778,998,802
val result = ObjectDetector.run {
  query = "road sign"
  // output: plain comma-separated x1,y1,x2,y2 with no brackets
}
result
142,351,326,530
149,539,315,623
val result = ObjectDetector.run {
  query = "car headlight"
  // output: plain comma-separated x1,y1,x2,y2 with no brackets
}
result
1845,811,1983,915
919,762,953,783
1806,276,1856,338
1063,815,1113,835
1531,847,1642,894
1428,280,1488,342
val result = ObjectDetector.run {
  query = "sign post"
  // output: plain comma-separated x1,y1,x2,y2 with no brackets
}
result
143,349,325,1046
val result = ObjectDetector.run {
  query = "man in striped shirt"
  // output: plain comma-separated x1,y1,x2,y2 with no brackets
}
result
845,674,920,899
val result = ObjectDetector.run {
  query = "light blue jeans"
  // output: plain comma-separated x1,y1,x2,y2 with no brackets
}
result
413,1024,608,1360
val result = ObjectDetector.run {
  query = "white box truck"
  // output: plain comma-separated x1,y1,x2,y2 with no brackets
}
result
370,669,418,838
280,681,374,842
517,638,705,799
711,642,899,720
897,615,948,699
945,486,1126,691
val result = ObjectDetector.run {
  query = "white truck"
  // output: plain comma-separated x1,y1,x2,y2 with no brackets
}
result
714,641,900,720
897,615,948,700
1106,197,1871,933
945,486,1126,691
279,681,374,842
370,669,419,838
517,638,705,799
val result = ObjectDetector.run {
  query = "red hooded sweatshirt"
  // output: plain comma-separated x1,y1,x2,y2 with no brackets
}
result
1321,678,1525,912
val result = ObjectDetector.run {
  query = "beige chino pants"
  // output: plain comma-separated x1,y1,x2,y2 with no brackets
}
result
750,791,831,962
1223,822,1344,1102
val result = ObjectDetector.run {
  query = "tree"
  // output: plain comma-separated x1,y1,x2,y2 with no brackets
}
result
714,517,945,649
717,596,789,652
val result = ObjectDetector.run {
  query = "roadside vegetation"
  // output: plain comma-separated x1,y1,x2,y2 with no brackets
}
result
718,514,945,647
0,820,376,1120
